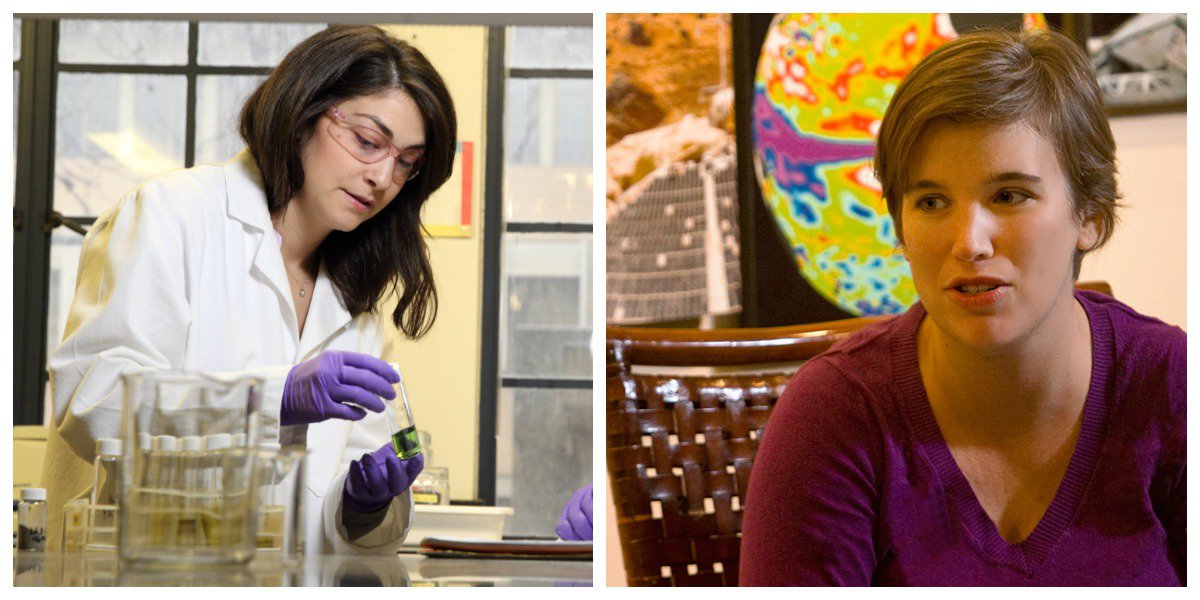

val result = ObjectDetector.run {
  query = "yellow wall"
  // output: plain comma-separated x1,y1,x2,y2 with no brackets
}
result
378,24,489,500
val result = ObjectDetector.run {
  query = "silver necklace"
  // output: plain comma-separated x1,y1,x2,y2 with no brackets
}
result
298,277,311,298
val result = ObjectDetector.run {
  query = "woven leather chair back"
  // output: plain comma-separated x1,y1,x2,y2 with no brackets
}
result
605,282,1110,586
606,317,883,586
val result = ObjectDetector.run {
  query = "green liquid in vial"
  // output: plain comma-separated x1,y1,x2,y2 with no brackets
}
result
392,426,421,460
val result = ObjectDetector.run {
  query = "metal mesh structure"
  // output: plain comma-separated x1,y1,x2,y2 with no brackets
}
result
607,149,741,324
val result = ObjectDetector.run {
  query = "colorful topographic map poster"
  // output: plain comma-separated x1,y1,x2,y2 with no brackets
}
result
753,13,1044,316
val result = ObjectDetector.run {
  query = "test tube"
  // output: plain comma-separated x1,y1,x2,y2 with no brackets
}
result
386,362,420,459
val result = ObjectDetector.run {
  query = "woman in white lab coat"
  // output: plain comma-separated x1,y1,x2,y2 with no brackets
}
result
43,25,457,554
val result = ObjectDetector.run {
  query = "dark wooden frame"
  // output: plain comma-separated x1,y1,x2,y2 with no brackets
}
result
1060,13,1187,116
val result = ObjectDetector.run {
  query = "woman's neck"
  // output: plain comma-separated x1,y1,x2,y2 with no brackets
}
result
917,290,1093,443
271,203,330,274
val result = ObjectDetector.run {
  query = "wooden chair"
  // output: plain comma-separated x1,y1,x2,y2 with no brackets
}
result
606,281,1112,586
605,316,883,586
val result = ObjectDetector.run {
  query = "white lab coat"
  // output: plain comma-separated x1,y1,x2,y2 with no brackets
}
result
43,149,412,555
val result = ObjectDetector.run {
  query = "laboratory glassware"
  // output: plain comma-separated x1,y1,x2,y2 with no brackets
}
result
252,443,307,566
17,488,47,551
86,437,122,550
175,435,204,546
119,370,264,565
61,498,89,553
385,362,420,459
411,466,450,505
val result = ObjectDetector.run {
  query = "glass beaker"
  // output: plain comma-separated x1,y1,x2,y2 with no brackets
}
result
252,443,307,567
385,362,420,459
119,370,264,566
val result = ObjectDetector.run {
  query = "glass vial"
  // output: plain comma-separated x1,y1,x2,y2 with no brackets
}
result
149,435,180,547
200,433,232,548
255,442,285,552
386,362,420,459
175,435,204,547
17,488,47,551
87,438,122,550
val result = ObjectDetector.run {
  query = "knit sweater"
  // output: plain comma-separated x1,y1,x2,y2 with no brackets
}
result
739,290,1186,586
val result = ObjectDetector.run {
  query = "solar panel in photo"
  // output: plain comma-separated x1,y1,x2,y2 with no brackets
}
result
607,149,742,324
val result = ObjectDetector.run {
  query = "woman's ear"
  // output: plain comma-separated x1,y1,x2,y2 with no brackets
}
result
1076,210,1102,252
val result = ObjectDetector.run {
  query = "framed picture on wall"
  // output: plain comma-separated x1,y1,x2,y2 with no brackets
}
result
1057,13,1186,116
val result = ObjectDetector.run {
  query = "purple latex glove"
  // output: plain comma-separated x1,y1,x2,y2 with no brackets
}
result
343,443,425,514
555,483,593,541
282,351,399,426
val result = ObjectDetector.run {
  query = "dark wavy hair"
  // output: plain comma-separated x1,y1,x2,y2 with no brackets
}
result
239,25,456,338
874,28,1120,279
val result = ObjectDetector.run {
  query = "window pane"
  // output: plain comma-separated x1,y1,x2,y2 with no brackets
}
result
507,26,591,69
198,22,325,66
495,387,591,537
504,78,592,223
500,233,592,379
13,19,18,152
58,20,189,65
195,75,266,165
13,72,17,153
55,73,186,216
46,227,85,366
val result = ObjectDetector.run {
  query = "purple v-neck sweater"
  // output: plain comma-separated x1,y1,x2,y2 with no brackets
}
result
739,290,1186,586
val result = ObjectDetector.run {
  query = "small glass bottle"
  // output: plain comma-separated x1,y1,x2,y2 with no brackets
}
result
87,438,122,550
411,466,450,505
386,362,421,459
17,488,47,552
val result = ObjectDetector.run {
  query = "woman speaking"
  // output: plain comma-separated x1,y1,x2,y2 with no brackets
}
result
740,29,1185,586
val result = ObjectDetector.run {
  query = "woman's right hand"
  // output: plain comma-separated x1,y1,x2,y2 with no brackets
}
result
281,351,400,426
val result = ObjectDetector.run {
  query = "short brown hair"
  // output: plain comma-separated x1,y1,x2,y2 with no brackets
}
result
240,25,458,338
873,28,1119,278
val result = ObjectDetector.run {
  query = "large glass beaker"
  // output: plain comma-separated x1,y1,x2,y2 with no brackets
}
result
119,370,264,565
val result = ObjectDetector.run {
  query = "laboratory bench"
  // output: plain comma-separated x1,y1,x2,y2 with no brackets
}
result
13,550,593,586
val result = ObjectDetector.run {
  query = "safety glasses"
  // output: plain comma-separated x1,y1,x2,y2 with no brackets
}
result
326,106,424,184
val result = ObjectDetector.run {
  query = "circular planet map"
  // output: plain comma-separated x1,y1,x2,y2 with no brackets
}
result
752,13,1044,316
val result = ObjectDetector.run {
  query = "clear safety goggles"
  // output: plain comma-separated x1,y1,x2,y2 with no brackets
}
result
326,106,424,184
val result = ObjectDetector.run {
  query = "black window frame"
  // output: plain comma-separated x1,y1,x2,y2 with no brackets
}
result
478,25,595,508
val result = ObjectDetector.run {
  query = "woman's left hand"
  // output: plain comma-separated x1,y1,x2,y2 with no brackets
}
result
342,443,424,514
